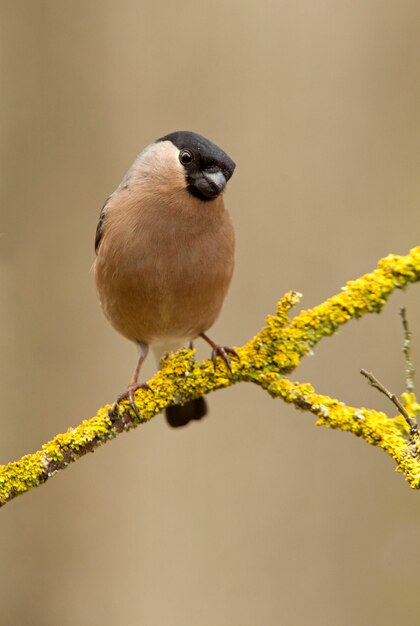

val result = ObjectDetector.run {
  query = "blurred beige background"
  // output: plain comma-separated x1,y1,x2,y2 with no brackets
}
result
1,1,420,624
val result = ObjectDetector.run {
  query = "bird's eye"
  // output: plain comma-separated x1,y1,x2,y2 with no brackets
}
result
179,150,193,165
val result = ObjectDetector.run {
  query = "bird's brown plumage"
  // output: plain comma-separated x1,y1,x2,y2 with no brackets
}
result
94,140,235,351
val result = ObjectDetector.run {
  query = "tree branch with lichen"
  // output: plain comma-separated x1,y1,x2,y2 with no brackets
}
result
1,247,420,507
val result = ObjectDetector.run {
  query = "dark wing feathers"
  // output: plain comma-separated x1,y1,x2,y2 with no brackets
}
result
95,197,110,254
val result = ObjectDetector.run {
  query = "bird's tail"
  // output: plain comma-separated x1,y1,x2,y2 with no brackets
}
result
165,396,208,428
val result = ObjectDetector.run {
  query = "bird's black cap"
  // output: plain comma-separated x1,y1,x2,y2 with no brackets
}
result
157,130,235,201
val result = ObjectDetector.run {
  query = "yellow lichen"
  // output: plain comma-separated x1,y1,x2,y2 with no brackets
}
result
402,392,420,419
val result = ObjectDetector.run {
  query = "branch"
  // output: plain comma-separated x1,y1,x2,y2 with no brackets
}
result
400,307,415,394
360,369,420,455
1,247,420,506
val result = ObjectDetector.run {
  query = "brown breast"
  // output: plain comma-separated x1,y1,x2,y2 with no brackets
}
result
95,182,235,344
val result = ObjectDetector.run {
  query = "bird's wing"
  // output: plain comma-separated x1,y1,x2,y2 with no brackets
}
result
95,196,111,254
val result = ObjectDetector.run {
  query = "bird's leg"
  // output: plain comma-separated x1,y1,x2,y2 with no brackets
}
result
117,342,150,418
199,332,238,372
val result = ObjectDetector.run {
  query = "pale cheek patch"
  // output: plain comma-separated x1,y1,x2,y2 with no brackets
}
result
145,142,187,194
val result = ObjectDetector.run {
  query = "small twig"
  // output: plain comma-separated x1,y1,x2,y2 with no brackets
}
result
400,307,415,393
360,369,419,456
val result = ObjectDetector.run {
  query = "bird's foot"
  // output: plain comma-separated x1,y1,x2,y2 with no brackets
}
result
210,345,238,372
117,383,151,419
199,332,238,372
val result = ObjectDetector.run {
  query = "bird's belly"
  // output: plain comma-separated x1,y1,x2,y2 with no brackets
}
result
95,244,232,345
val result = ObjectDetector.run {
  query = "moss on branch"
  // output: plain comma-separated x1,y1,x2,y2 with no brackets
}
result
1,247,420,506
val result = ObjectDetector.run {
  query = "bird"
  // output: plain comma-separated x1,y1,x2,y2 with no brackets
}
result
94,130,237,427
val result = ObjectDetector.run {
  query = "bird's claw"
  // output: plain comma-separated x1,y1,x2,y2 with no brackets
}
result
211,346,238,372
117,383,151,419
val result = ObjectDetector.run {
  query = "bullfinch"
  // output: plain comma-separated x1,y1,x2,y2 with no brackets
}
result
94,131,236,427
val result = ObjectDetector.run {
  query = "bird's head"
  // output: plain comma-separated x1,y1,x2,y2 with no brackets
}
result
155,130,236,201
